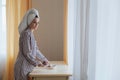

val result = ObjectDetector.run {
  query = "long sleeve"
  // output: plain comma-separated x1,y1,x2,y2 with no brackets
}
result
22,32,39,66
36,45,48,63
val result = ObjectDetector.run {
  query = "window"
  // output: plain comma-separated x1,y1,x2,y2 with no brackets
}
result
0,0,6,60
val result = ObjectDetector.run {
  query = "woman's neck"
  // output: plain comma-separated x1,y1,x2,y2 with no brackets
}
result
30,28,34,33
28,27,34,33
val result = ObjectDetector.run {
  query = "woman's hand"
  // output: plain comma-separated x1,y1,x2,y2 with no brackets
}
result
42,60,49,66
38,62,44,67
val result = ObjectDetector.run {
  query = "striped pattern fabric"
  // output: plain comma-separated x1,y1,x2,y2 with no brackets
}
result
14,28,47,80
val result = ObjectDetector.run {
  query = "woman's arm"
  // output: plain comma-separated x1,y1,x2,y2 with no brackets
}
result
22,32,40,66
36,45,49,65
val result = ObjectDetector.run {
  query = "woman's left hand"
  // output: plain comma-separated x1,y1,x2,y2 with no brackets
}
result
42,60,49,66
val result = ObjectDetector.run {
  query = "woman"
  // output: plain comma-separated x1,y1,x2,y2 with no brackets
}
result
14,8,49,80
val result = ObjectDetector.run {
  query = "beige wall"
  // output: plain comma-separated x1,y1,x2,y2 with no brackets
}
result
32,0,64,61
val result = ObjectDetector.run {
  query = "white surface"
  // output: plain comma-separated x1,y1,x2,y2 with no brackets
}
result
29,61,72,77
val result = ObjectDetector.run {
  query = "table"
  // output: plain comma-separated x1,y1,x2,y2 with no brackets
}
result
29,61,72,80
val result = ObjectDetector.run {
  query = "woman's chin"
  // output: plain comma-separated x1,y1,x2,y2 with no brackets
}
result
34,28,38,30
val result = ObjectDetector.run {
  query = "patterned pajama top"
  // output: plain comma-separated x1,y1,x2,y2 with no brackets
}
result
14,28,47,80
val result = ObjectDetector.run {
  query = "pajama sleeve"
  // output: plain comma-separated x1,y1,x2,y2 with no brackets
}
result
22,32,39,66
36,45,48,63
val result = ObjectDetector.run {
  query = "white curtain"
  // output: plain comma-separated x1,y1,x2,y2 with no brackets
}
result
95,0,120,80
72,0,89,80
67,0,80,80
71,0,120,80
0,0,6,79
87,0,120,80
73,0,80,80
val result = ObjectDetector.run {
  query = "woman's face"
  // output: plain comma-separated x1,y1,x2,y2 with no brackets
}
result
30,18,40,30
